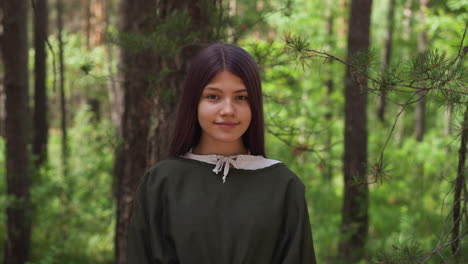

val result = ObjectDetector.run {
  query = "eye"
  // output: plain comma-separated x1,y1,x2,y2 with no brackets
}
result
206,94,219,100
236,95,248,101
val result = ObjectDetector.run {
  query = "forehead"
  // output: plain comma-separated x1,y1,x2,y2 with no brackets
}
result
204,71,246,92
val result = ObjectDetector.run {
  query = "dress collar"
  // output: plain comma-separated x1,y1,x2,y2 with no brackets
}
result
182,150,280,183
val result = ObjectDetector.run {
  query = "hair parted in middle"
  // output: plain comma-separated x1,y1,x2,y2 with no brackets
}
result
169,43,266,158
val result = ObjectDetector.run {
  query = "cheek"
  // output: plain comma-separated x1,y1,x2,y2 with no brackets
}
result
197,103,211,125
244,106,252,126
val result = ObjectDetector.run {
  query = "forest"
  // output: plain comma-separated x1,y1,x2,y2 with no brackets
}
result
1,0,467,263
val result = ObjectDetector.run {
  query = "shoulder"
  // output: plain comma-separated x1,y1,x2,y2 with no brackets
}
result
265,161,306,192
148,158,186,171
141,158,194,186
273,164,310,207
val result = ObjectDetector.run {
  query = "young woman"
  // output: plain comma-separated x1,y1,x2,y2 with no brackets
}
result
127,43,317,264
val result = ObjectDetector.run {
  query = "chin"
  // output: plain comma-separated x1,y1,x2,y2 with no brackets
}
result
213,136,243,144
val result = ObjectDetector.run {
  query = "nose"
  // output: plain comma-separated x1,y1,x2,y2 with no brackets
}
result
220,99,235,116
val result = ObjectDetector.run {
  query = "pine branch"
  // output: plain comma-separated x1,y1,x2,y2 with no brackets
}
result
283,24,468,185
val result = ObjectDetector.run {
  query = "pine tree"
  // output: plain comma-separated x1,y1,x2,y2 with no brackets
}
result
114,1,227,263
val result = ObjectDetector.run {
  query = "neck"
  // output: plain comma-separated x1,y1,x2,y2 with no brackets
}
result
192,139,248,156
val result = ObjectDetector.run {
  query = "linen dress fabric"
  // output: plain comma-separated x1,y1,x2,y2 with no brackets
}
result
127,155,317,264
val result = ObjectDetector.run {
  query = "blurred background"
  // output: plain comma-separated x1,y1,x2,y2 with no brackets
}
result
1,0,467,263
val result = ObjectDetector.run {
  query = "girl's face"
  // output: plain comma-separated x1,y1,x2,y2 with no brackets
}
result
197,71,252,151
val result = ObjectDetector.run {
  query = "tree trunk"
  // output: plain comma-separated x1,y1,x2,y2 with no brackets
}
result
104,0,124,201
402,0,415,44
323,0,334,182
252,0,261,40
444,105,452,136
450,48,468,257
451,104,467,256
82,0,91,49
2,0,31,263
57,0,68,175
0,0,4,138
33,0,48,168
377,0,395,123
83,0,107,48
0,84,4,138
338,0,372,262
90,0,106,47
337,0,348,49
105,0,121,128
227,0,237,42
415,0,428,142
114,1,223,263
107,52,122,132
115,1,159,260
395,0,415,144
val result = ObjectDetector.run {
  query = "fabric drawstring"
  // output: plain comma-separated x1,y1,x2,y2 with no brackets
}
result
212,156,237,183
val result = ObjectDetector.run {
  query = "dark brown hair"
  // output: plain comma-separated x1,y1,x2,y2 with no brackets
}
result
169,43,266,157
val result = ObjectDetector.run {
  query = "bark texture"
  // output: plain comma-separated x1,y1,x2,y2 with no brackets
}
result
337,0,348,48
0,0,4,138
115,1,223,263
451,105,468,255
83,0,106,48
451,49,468,256
415,0,428,142
3,0,31,263
395,0,415,144
323,0,334,181
33,0,48,167
57,0,68,175
377,0,396,123
338,0,372,262
104,0,122,132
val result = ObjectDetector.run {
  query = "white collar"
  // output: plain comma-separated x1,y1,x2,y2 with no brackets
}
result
182,151,280,183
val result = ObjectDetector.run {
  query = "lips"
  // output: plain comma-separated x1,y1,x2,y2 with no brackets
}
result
215,122,239,128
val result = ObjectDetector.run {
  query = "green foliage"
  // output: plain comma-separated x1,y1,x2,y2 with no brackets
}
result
111,1,229,58
38,32,112,132
375,62,403,96
241,1,468,263
0,106,115,264
251,34,345,261
111,9,195,57
29,106,115,264
2,0,466,263
373,240,422,264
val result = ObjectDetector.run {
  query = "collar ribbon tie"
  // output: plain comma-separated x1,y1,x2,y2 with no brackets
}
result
212,156,237,183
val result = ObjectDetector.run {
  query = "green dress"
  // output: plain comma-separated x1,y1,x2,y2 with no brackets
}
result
127,157,317,264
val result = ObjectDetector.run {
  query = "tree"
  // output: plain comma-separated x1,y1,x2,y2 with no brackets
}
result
33,0,48,167
337,0,348,49
338,0,372,262
2,0,31,263
322,0,335,181
415,0,428,141
377,0,396,123
394,0,415,144
451,45,468,257
105,0,122,132
57,0,68,175
227,0,236,42
0,0,4,138
285,2,466,261
82,0,106,48
114,0,225,263
0,84,4,138
452,102,468,256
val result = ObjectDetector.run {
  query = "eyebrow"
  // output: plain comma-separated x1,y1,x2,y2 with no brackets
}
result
204,87,247,93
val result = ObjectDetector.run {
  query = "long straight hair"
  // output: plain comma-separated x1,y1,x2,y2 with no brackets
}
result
169,43,266,157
